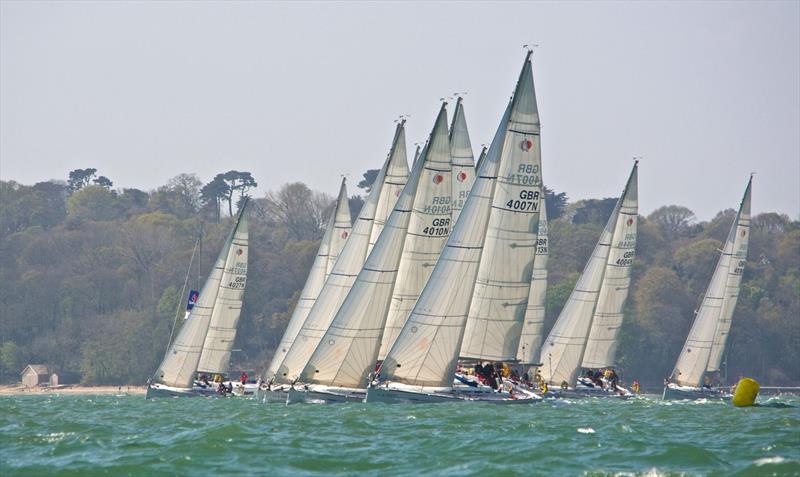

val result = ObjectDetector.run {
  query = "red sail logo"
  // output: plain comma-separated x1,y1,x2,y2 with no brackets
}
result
521,139,533,151
433,174,444,185
457,172,467,182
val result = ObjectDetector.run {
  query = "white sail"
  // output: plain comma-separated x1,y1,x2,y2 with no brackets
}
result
264,179,351,380
582,164,639,369
274,122,409,383
707,181,751,371
381,52,541,388
327,179,353,277
154,208,246,388
516,194,549,364
460,73,544,362
300,105,452,388
197,208,250,374
449,96,476,225
541,165,636,387
370,125,410,255
475,146,487,172
672,178,752,386
379,110,454,360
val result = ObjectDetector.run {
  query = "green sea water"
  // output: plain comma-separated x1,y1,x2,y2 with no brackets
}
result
1,394,798,476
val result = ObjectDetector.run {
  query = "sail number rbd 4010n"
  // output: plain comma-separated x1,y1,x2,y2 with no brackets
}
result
422,218,450,236
505,189,540,212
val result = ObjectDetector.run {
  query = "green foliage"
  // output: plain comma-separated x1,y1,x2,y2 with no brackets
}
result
67,185,120,221
0,341,21,383
0,173,797,388
67,168,97,193
357,169,379,192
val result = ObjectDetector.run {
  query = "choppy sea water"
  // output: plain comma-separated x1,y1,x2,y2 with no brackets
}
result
1,394,798,476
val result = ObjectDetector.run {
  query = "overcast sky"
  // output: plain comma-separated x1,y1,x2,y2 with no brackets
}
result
1,1,798,219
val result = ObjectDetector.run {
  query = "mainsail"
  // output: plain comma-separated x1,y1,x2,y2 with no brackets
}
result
154,204,249,388
381,52,542,388
541,164,637,387
581,165,639,369
264,179,352,380
516,194,549,364
379,108,455,360
459,72,544,362
196,207,250,374
273,122,409,383
300,104,452,388
671,177,752,387
449,96,476,225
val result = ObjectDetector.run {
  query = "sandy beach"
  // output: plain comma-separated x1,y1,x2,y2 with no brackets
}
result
0,384,146,396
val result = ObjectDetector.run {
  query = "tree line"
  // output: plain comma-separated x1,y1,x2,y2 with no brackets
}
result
0,169,796,388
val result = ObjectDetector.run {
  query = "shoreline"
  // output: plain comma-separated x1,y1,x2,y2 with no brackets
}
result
0,384,146,396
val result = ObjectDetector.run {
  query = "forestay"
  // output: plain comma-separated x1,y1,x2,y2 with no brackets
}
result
264,179,351,381
301,105,452,388
582,164,639,369
672,178,752,386
381,52,541,388
516,195,548,364
274,122,409,383
154,205,247,388
541,164,637,387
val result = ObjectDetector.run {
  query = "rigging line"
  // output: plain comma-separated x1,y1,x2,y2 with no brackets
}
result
161,228,202,366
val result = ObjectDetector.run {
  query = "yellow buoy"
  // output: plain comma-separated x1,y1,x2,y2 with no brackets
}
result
732,377,760,407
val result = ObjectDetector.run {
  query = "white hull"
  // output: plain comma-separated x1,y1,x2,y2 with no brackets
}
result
257,385,291,403
662,384,731,401
366,383,540,404
286,386,366,405
145,383,212,399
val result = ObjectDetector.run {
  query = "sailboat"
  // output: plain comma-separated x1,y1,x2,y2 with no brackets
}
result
663,177,752,400
258,180,352,400
378,97,475,361
287,103,453,404
366,51,544,404
146,201,249,399
539,163,638,398
261,121,409,402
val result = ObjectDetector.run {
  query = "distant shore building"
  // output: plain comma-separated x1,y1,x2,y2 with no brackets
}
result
20,364,50,387
20,365,79,387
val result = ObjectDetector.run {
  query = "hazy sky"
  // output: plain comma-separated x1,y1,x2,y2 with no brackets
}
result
2,1,798,219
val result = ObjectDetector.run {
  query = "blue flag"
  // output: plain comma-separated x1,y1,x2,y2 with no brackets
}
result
187,290,199,310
